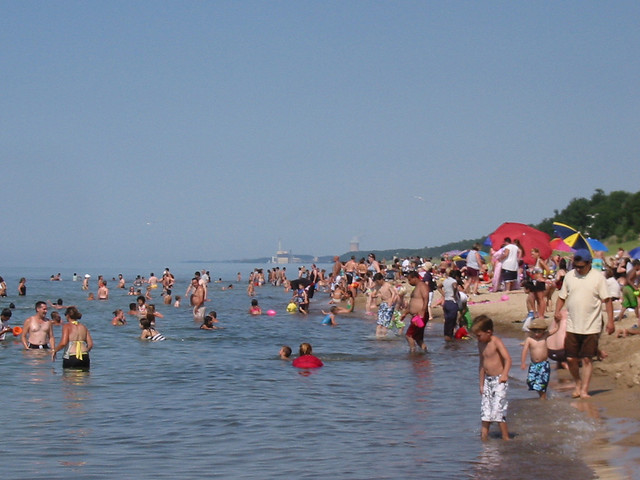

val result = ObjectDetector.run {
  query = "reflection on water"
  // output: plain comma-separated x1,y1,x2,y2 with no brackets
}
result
21,348,54,384
0,264,634,479
59,369,92,472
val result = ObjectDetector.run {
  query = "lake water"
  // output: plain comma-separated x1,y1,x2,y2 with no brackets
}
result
0,263,630,479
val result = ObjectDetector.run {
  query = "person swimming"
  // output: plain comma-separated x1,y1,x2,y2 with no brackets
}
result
140,315,165,342
292,342,323,368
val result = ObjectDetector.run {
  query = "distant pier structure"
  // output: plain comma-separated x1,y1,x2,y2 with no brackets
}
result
271,240,299,264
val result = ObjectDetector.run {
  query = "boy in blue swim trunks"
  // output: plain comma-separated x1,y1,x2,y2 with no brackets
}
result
520,317,551,399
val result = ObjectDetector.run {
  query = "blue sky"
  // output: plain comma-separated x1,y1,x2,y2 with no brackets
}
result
2,1,639,267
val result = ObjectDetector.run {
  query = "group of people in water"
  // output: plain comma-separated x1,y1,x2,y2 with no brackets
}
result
2,243,635,444
14,301,93,370
1,267,335,372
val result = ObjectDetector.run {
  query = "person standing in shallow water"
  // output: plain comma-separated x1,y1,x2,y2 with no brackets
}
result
472,315,511,441
401,271,429,352
21,301,55,350
18,277,27,296
554,249,614,399
52,306,93,370
373,272,398,338
190,277,206,322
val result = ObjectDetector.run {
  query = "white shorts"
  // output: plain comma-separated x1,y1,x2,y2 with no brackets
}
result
481,375,508,423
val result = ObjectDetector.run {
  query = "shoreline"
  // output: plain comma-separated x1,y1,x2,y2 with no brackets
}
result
343,286,640,478
433,288,640,478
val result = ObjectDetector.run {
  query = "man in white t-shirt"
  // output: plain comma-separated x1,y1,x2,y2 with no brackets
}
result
500,238,520,291
554,249,614,399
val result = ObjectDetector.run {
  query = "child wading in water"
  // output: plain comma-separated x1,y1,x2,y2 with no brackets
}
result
472,315,511,441
520,317,551,399
249,299,262,315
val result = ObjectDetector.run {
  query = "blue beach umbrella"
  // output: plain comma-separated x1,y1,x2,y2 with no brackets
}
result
586,238,608,252
459,250,490,260
629,247,640,260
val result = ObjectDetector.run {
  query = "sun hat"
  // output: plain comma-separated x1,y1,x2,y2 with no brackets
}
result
528,317,548,330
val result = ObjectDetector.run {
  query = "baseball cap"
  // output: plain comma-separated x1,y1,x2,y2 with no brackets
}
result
573,249,592,262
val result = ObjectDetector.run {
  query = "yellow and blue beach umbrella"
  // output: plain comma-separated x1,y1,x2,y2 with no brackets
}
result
552,222,593,255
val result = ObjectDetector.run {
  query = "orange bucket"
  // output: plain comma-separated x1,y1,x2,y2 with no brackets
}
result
12,326,23,336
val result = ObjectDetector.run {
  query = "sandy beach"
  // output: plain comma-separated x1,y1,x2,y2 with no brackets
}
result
427,286,640,477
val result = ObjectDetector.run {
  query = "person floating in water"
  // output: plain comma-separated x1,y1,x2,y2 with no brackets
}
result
292,343,323,368
279,345,292,361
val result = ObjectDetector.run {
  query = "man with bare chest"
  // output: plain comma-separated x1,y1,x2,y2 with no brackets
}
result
21,301,55,350
190,278,206,322
98,281,109,300
402,271,429,352
344,256,357,285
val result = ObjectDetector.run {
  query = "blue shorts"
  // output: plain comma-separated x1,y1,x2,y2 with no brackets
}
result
377,302,394,327
527,360,550,392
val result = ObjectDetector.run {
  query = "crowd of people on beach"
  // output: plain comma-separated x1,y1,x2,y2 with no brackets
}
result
1,241,638,440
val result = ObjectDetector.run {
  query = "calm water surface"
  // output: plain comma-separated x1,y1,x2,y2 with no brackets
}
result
0,264,617,479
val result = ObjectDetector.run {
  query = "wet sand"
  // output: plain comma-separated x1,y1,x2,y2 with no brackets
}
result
346,284,640,478
440,287,640,478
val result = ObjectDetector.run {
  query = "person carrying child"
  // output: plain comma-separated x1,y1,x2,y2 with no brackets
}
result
472,315,511,441
292,285,309,315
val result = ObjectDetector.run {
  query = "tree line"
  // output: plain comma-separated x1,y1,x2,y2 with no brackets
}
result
536,188,640,243
345,189,640,262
